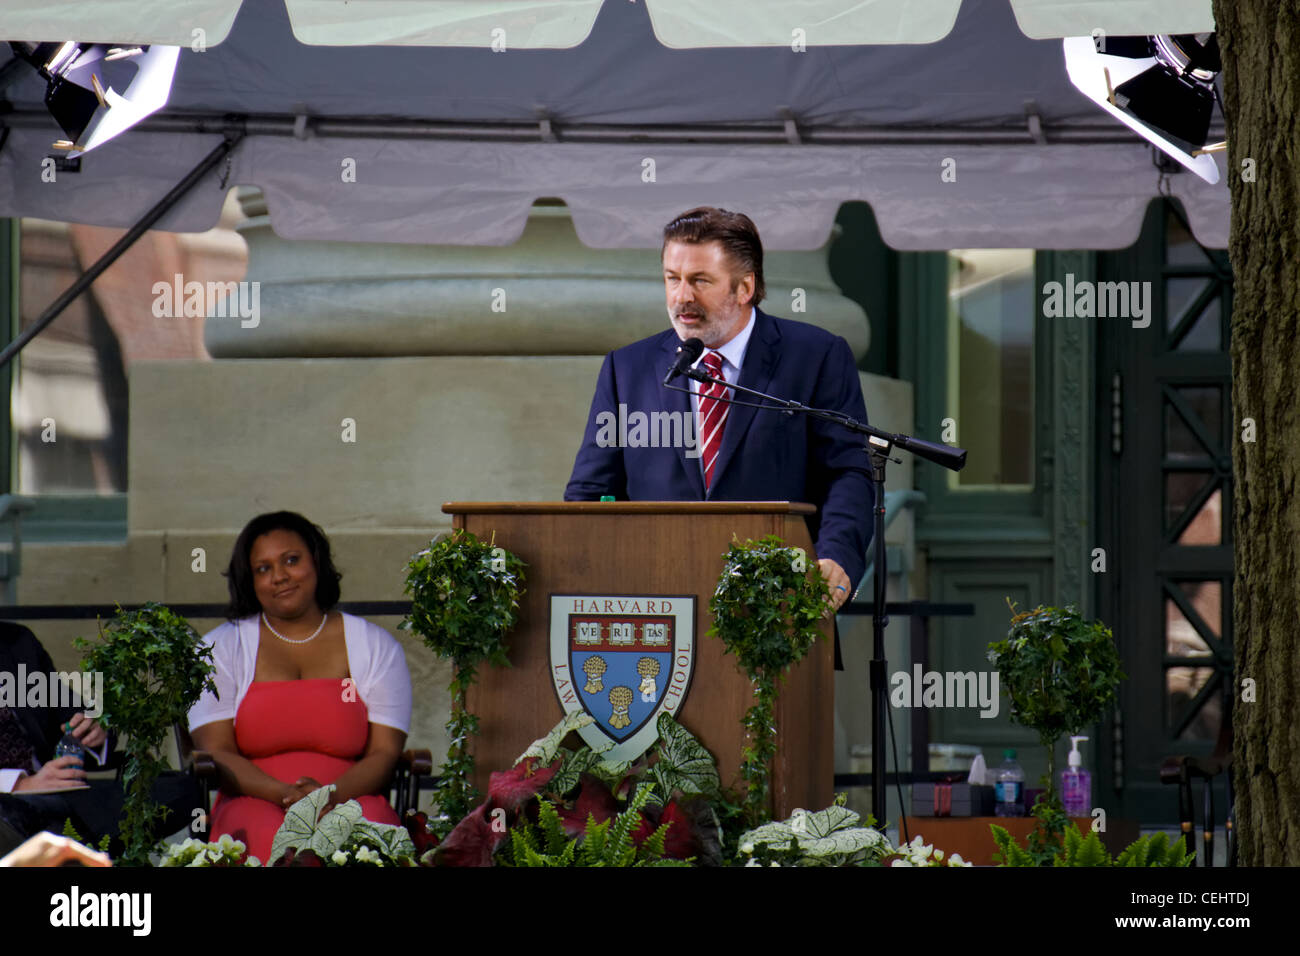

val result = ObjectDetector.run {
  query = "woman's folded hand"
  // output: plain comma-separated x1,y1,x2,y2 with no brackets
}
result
280,776,324,807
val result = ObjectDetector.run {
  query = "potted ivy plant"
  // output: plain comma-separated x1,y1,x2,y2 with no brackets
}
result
76,602,216,867
708,534,828,824
401,528,526,831
986,600,1125,861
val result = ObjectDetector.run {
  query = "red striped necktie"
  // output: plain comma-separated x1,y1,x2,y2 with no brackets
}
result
697,350,729,490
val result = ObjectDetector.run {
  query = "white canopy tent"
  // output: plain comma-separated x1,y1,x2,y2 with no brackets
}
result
0,0,1214,48
0,0,1227,250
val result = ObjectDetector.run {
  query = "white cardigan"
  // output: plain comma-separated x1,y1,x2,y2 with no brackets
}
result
187,612,412,734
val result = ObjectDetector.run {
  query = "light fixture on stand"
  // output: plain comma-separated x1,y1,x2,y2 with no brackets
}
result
7,41,180,154
1064,32,1222,184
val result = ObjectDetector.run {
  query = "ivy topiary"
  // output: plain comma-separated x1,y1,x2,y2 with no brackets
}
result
708,534,828,823
76,602,216,866
401,528,526,830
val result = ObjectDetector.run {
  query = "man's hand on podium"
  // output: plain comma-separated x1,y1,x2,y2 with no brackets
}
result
818,558,851,615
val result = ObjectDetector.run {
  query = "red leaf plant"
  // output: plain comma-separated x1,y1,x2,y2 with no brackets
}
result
429,756,557,866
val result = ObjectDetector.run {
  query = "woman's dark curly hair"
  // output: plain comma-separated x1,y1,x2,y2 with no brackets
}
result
223,511,342,620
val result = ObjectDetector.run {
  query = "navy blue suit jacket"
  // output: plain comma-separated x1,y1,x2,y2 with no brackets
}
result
564,308,874,590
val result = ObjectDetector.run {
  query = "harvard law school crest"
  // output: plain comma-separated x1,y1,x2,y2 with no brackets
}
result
550,594,696,763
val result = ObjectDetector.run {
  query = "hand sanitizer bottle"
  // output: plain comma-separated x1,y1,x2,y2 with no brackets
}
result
1060,735,1091,816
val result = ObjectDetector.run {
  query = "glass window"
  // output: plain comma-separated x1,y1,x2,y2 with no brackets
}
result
945,249,1035,489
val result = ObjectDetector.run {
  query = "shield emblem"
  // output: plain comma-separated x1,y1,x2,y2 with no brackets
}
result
549,594,696,763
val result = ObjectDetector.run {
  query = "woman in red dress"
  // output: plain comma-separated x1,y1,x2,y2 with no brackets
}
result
188,512,412,863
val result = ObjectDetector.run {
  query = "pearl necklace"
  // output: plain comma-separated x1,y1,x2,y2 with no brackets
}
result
262,610,328,645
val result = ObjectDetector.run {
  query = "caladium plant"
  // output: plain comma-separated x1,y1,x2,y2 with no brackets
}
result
268,786,417,867
736,797,892,867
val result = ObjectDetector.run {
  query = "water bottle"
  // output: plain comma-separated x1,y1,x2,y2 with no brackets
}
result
994,748,1025,817
54,729,86,766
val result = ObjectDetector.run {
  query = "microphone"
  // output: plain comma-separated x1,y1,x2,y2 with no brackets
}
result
663,337,705,385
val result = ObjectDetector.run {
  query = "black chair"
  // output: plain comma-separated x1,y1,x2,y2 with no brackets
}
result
1160,712,1234,866
174,724,433,822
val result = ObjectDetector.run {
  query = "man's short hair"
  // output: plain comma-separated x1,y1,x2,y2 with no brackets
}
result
661,207,765,307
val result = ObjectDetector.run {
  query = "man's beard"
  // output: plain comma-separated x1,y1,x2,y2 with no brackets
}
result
669,305,744,348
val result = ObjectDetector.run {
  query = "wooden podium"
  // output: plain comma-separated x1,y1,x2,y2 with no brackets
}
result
444,502,833,818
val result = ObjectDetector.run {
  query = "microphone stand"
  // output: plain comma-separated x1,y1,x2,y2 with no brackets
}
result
670,366,966,825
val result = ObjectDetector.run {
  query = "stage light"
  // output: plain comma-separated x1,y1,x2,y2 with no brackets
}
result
7,41,180,154
1064,32,1222,184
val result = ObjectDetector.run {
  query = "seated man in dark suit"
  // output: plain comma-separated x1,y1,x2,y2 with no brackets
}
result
0,621,197,857
565,206,873,606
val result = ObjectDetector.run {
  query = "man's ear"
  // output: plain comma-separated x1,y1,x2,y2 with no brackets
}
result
733,273,756,307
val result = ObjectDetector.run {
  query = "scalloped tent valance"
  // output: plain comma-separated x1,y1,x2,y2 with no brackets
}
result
0,0,1228,250
1,0,1213,48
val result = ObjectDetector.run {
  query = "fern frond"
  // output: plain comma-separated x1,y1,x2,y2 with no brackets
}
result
558,839,577,866
1073,830,1109,867
581,815,610,863
1144,832,1169,864
990,824,1035,867
537,798,568,855
515,818,541,854
1062,825,1082,858
606,788,651,865
642,821,671,860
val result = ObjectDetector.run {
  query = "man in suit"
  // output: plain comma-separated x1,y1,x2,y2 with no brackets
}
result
0,620,197,856
565,206,873,606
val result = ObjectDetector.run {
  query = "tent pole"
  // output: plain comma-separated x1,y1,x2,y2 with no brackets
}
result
0,131,245,370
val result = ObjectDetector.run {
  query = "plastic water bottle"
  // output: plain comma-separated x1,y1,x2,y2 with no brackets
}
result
54,730,86,766
995,748,1025,817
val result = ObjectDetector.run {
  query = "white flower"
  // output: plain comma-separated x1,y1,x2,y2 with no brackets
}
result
933,849,944,861
332,850,350,866
739,842,755,855
355,846,376,864
769,861,780,867
246,856,262,867
891,859,913,867
745,857,762,867
217,833,237,850
949,854,969,867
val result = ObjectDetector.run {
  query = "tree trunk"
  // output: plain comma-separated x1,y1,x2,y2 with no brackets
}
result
1213,0,1300,866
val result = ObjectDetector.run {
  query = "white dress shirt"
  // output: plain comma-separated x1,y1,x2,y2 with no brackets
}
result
1,729,110,794
689,307,756,416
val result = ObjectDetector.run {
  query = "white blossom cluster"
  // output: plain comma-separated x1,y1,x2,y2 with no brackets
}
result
890,835,970,867
159,833,261,867
331,845,385,867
